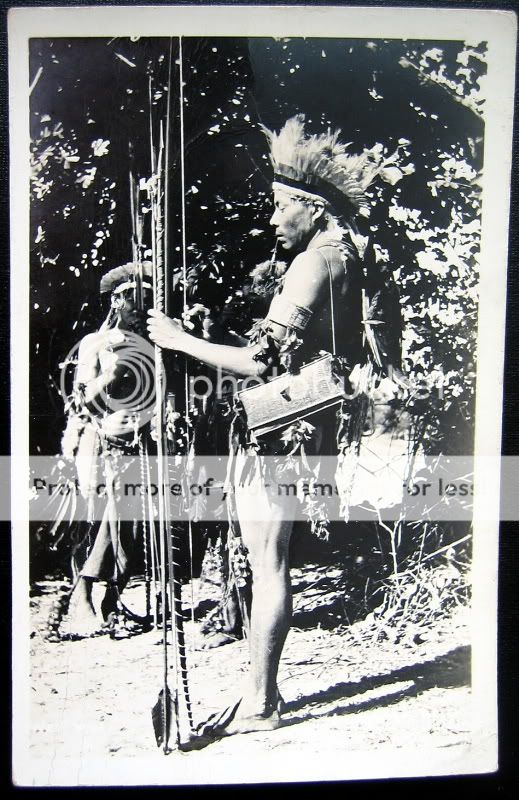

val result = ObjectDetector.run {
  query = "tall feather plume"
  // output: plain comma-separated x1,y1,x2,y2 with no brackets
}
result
263,114,388,217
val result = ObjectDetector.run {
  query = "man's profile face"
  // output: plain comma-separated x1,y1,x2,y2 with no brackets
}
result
270,188,318,252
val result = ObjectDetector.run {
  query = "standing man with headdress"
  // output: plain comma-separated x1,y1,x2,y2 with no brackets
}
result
148,115,402,735
61,262,155,637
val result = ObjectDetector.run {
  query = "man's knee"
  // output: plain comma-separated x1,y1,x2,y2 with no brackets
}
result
248,547,289,583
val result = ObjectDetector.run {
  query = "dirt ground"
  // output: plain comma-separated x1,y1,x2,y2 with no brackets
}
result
21,559,479,787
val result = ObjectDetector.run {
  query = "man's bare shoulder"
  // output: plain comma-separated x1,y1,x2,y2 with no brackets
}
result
79,331,103,347
77,331,105,360
286,249,329,277
281,249,330,307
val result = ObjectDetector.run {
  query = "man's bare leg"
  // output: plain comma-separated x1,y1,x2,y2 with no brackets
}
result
210,483,296,733
64,515,113,635
240,515,293,716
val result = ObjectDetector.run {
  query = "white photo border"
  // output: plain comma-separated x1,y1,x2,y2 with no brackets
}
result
9,4,517,786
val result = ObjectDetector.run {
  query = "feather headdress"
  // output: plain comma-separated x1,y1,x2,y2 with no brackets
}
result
99,261,153,294
263,115,389,219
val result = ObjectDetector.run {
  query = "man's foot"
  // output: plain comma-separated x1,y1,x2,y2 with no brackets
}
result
199,630,240,650
60,616,106,639
104,610,147,639
196,698,283,739
62,577,104,637
199,601,245,647
100,584,119,621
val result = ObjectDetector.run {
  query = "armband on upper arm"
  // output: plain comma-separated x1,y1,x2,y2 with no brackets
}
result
267,295,313,331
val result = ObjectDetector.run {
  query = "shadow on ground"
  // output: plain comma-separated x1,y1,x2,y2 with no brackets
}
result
180,644,470,751
282,645,470,724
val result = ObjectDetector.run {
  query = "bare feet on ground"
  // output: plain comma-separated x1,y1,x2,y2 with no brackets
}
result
62,577,105,637
197,687,285,737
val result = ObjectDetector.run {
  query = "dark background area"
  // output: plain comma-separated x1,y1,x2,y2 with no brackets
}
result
28,34,484,456
1,1,519,797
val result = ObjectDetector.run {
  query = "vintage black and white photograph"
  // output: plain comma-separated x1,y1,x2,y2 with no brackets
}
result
9,4,516,786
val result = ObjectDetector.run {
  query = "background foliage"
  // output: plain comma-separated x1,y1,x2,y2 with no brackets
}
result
30,36,485,598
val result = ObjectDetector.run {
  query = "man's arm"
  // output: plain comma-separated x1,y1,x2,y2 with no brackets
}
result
147,251,336,375
175,334,268,377
261,250,331,341
278,250,331,308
